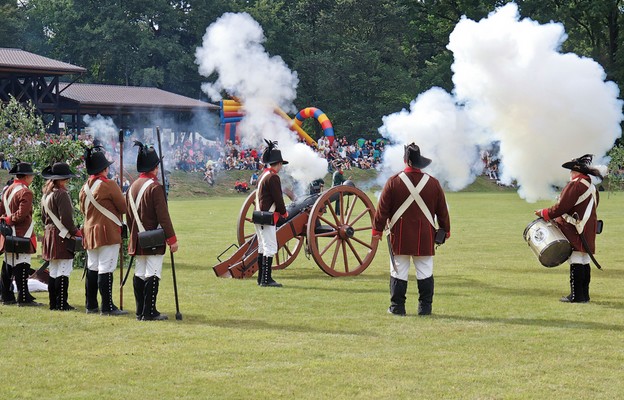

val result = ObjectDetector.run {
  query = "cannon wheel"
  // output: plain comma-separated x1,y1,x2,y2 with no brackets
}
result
306,185,379,277
236,189,303,270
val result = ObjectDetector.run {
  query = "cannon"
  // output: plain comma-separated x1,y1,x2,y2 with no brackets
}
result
213,184,380,278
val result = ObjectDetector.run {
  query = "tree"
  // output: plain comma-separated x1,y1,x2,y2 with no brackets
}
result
0,96,86,236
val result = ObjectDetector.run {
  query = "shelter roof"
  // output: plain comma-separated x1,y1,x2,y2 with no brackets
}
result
0,48,86,76
58,82,219,112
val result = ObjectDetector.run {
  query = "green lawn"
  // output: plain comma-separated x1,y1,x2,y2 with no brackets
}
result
1,183,623,399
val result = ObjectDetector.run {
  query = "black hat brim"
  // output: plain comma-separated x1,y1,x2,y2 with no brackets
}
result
8,170,37,176
41,172,80,180
87,159,114,175
413,156,432,169
561,161,600,176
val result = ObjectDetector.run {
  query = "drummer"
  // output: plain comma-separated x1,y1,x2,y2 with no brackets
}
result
535,154,601,303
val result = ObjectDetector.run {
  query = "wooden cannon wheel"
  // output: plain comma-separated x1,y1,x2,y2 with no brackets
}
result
306,185,379,277
236,189,303,270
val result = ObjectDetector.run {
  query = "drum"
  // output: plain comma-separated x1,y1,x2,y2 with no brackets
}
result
523,218,573,267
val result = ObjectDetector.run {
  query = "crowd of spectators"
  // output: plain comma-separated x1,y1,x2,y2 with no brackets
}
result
170,135,385,177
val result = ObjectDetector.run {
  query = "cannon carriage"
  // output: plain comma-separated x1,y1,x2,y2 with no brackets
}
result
213,184,380,278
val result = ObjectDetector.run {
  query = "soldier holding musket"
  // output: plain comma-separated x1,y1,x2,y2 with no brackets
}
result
79,147,128,316
253,140,288,287
535,154,601,303
126,141,178,321
0,161,42,307
373,144,450,316
41,162,82,311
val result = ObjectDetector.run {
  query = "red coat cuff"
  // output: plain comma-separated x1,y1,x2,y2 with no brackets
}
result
372,229,383,237
166,236,177,245
540,209,550,221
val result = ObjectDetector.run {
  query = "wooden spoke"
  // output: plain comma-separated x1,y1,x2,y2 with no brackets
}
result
306,185,379,277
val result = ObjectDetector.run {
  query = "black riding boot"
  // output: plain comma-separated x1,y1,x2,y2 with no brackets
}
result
256,254,264,286
98,272,127,316
48,276,58,310
0,261,16,305
85,269,99,313
560,264,586,303
133,276,146,321
16,263,42,307
260,256,282,287
56,276,74,311
417,276,434,316
388,276,407,316
142,276,168,321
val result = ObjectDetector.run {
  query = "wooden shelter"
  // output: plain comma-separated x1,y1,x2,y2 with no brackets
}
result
0,48,219,138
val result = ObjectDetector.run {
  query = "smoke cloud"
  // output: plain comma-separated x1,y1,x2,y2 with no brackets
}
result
378,2,623,202
195,12,328,190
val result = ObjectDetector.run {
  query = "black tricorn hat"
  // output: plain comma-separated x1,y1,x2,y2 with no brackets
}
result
9,160,37,176
404,143,432,169
85,146,114,175
134,141,161,172
41,162,79,180
261,139,289,166
562,154,602,178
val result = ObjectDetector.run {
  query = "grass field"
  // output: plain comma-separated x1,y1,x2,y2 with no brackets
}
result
0,172,623,399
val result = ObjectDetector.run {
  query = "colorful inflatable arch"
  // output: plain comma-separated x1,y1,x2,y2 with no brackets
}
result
294,107,335,146
219,100,336,147
220,99,243,142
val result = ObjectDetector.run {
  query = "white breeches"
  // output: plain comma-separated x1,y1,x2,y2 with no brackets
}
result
4,252,32,267
87,244,120,274
390,255,434,281
134,255,165,280
49,259,73,278
255,224,277,257
569,251,590,265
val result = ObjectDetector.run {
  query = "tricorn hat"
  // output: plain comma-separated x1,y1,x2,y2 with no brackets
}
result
84,146,114,175
562,154,602,178
9,160,37,176
134,141,161,173
261,139,289,166
404,143,432,169
41,162,79,180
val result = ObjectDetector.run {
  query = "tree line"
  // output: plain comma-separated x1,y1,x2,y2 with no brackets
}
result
1,0,623,140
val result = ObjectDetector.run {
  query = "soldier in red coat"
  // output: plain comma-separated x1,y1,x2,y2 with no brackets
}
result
254,140,288,287
0,161,42,306
126,141,178,321
41,162,82,310
79,147,128,316
373,144,451,316
535,154,601,303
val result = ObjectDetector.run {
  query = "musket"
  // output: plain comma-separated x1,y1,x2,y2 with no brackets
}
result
118,129,125,310
156,126,182,321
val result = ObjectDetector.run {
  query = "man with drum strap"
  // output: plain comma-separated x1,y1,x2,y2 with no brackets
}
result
0,161,42,307
536,154,601,303
126,141,178,321
254,140,288,288
373,144,450,316
79,146,128,316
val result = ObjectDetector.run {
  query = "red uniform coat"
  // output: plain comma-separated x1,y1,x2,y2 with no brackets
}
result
257,169,287,222
541,174,599,253
41,188,79,260
125,174,176,256
373,167,450,256
0,180,37,253
79,175,127,249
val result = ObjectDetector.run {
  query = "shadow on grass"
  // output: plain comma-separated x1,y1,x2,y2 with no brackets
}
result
436,313,624,331
179,314,377,336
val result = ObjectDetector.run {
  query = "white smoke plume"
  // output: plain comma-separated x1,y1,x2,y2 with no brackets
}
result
83,114,118,143
378,87,490,191
195,12,328,191
378,3,623,202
